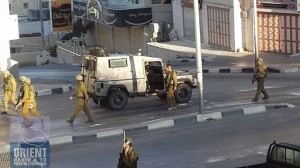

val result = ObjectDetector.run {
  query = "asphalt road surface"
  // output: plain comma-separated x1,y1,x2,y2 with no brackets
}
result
1,72,300,142
51,107,300,168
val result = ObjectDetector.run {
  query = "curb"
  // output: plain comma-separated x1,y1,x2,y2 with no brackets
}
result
49,103,293,146
182,67,299,74
36,85,73,97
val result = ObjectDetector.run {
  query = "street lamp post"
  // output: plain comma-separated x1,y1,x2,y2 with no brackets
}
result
193,0,204,113
40,0,45,51
253,0,259,66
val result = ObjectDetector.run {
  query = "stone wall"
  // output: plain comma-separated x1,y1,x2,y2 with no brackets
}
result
11,51,41,67
10,35,60,52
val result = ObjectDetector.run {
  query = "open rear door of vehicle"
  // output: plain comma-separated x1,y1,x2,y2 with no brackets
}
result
82,55,97,94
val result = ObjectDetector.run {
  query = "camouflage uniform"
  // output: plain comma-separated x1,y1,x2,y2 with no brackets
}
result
252,58,269,101
118,138,139,168
18,78,44,122
2,72,17,114
66,75,93,125
164,68,177,110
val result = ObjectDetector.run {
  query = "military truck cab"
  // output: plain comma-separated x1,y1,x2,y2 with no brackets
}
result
240,141,300,168
82,49,196,110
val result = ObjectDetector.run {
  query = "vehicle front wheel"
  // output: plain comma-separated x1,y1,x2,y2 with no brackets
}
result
108,90,128,110
93,96,108,107
175,84,192,103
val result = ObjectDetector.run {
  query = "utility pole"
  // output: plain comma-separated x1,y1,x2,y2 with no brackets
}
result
40,0,45,51
253,0,259,67
193,0,204,113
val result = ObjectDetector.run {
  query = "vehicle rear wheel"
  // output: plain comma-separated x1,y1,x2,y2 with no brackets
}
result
175,84,192,103
108,90,128,110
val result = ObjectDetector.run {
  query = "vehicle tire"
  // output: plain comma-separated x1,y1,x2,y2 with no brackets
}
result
92,95,99,104
108,90,128,110
175,84,192,103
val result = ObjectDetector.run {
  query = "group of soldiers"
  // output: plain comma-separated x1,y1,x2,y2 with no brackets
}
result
1,70,93,127
2,70,43,126
2,71,138,167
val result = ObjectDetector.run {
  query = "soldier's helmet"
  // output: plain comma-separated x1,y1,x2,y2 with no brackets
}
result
3,70,10,77
75,74,83,81
123,138,132,146
25,78,31,84
20,76,27,82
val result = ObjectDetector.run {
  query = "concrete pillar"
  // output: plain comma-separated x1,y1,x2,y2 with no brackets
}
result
232,0,244,52
0,0,19,70
202,3,208,45
0,0,10,71
172,0,184,39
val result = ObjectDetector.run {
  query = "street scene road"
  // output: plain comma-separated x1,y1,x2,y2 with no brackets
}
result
51,108,300,168
1,46,300,167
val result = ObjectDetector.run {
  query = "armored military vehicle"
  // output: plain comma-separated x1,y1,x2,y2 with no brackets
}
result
81,48,197,110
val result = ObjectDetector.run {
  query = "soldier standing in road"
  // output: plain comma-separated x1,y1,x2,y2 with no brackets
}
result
15,77,44,126
66,74,93,126
252,58,269,101
117,138,139,168
164,65,177,111
2,70,17,114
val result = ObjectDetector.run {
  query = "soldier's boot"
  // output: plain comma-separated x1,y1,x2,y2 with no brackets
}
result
262,93,269,100
262,96,269,100
66,119,73,126
85,119,93,123
252,97,258,102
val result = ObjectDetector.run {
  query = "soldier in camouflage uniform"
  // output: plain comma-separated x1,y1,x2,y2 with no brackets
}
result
14,76,27,112
118,138,139,168
252,58,269,101
164,65,178,111
15,77,44,126
2,70,17,114
66,74,93,126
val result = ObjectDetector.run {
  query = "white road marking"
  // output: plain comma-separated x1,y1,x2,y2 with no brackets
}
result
239,86,282,92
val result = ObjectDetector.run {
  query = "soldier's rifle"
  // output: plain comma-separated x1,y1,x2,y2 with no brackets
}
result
252,74,258,85
252,66,259,85
117,130,126,168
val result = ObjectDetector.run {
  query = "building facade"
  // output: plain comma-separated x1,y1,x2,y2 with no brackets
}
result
249,0,299,54
172,0,243,52
173,0,300,54
74,0,173,55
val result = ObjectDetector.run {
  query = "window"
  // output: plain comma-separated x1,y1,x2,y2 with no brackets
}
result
42,1,49,9
109,58,127,68
23,3,28,9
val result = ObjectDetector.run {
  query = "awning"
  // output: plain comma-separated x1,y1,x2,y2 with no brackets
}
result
73,0,152,27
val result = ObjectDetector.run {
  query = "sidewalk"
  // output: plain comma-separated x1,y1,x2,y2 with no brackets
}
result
1,41,300,147
149,40,300,73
